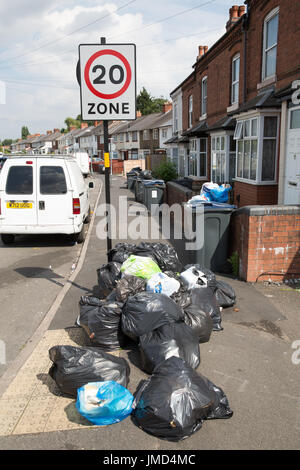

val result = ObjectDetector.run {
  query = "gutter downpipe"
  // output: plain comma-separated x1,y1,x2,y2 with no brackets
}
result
242,4,250,104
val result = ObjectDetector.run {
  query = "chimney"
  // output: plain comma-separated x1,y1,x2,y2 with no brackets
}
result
136,111,142,118
238,5,246,17
226,5,242,31
69,126,77,131
47,130,52,135
53,128,60,133
81,122,88,129
197,45,208,61
163,102,172,113
197,45,204,60
94,121,102,127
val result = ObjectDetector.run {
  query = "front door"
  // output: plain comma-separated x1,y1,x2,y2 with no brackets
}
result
284,107,300,204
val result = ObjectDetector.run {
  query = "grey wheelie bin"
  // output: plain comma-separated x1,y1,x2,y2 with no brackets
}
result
143,180,166,212
127,169,141,191
184,202,236,272
135,178,147,203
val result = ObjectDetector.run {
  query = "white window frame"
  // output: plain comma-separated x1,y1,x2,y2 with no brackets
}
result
234,111,280,184
189,95,193,128
162,128,167,139
231,54,240,105
188,137,207,178
174,103,178,132
153,128,159,140
201,76,207,118
143,129,149,140
211,132,234,183
262,7,279,82
132,131,138,142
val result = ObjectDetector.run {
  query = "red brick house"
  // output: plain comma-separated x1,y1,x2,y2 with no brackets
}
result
168,0,300,207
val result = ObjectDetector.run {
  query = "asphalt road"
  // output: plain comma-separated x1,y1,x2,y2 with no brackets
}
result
0,173,101,378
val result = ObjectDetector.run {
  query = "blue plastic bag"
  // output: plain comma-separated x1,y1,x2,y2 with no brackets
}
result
76,381,134,426
209,186,231,203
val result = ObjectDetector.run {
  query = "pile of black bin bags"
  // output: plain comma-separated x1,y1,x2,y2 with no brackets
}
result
48,242,236,442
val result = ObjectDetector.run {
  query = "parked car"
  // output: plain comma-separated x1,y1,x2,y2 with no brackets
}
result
73,151,90,177
0,155,93,244
0,156,7,171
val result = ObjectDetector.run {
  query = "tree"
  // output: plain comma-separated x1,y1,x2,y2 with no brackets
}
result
137,87,167,115
64,117,81,131
76,114,94,126
1,139,13,146
21,126,30,139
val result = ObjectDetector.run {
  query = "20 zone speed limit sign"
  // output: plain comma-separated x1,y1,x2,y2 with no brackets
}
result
78,43,136,120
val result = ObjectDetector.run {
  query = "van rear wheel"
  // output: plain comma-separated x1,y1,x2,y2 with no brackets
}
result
70,225,86,244
84,207,91,224
1,234,15,245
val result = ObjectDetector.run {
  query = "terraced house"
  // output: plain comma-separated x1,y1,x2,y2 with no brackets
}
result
167,0,300,207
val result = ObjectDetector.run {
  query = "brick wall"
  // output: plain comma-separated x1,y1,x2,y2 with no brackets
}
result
233,181,278,207
230,205,300,282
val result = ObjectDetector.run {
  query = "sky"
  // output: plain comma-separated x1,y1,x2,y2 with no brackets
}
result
0,0,240,139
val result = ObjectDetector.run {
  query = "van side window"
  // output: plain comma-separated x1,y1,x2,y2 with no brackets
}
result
6,166,33,194
40,166,67,195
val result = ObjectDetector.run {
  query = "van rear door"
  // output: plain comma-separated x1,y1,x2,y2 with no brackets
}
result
36,159,73,226
1,159,38,226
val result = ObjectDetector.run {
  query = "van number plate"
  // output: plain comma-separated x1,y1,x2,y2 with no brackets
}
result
7,202,33,209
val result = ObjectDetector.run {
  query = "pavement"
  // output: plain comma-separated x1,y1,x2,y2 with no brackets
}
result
0,174,299,450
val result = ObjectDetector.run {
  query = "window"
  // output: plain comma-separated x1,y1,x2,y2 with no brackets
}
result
162,129,167,139
126,132,129,142
211,134,236,183
40,166,67,194
174,103,178,132
234,115,278,182
201,77,207,116
189,96,193,128
119,133,124,142
6,166,33,194
262,8,279,80
171,147,179,172
153,128,159,140
262,116,278,181
132,131,138,141
143,130,149,140
189,138,207,177
290,109,300,129
231,55,240,104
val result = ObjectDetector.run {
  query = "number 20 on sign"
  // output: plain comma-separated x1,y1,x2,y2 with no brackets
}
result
78,43,136,121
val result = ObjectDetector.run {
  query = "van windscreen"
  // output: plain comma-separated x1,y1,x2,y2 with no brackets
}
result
6,166,33,194
40,166,67,194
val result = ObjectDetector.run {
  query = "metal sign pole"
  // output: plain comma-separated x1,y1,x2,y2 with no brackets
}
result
100,37,112,261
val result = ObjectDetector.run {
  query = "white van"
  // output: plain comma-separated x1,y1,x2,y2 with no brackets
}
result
73,151,90,177
0,155,93,244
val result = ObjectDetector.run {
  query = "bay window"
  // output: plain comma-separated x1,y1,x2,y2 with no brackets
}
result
234,114,279,183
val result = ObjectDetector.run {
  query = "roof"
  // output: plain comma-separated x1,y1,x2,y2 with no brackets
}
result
39,131,61,142
182,121,208,137
164,135,180,144
231,89,281,115
77,126,96,138
153,110,173,128
208,116,236,131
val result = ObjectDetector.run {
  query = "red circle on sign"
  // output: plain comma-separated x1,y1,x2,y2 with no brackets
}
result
84,49,132,99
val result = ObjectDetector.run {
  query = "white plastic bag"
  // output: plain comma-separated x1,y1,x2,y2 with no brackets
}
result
146,272,180,297
180,267,208,290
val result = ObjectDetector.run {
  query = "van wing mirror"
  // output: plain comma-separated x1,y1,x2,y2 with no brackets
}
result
89,182,94,188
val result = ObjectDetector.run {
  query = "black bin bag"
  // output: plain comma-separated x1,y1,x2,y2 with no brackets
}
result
191,286,223,331
122,292,184,341
49,345,130,397
135,242,182,273
96,262,121,297
214,280,236,308
115,275,146,303
184,304,213,343
108,243,137,264
79,299,125,350
139,322,200,374
132,356,233,442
